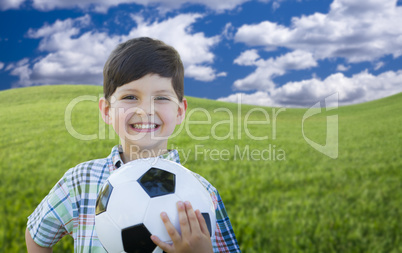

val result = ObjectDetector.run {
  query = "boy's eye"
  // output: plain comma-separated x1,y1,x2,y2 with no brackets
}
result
122,95,137,100
154,96,170,101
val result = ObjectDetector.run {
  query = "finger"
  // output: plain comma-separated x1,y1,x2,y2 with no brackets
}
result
184,201,201,234
150,235,174,252
177,201,191,237
160,212,181,244
195,209,211,237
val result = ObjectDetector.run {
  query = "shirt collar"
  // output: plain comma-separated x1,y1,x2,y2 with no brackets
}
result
110,145,124,170
109,145,181,171
160,149,181,164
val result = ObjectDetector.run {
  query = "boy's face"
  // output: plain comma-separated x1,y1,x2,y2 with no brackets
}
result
100,74,187,158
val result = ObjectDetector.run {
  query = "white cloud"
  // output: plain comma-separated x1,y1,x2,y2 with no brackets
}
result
156,0,251,13
272,1,280,11
222,22,235,40
219,69,402,107
233,49,317,91
336,64,350,71
0,61,4,70
27,15,90,39
185,65,218,82
234,49,260,66
127,13,220,70
8,58,32,86
0,0,25,10
8,13,221,87
275,49,318,70
235,21,292,51
2,0,252,12
228,0,402,106
218,91,275,106
274,69,402,106
9,15,119,87
374,61,385,70
234,0,402,63
184,66,226,82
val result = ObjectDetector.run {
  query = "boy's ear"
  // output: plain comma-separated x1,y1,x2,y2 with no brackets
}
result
176,98,188,125
99,97,112,125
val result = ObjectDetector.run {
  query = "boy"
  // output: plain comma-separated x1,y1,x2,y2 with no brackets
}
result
26,37,241,252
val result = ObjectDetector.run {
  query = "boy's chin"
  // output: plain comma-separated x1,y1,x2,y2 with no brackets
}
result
123,140,169,153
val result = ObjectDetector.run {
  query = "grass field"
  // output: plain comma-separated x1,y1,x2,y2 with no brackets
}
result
0,85,401,252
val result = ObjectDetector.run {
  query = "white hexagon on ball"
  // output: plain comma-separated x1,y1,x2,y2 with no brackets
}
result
95,158,216,253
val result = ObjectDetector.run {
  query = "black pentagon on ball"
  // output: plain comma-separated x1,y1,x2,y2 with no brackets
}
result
202,213,213,237
122,223,156,253
95,181,113,215
138,167,175,198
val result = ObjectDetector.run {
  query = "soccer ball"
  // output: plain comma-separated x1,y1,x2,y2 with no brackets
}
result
95,157,216,253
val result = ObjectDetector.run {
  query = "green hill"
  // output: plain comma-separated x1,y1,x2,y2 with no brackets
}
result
0,85,401,252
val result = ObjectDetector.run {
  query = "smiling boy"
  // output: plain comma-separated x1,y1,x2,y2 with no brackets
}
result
99,73,186,162
26,37,240,252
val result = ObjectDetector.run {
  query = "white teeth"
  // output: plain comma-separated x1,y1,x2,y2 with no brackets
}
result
133,124,157,129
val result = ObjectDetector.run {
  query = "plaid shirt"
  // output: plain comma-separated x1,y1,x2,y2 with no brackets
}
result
27,145,241,252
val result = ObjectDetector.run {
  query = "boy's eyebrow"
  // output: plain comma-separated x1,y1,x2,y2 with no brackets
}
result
153,89,175,94
117,88,175,94
117,88,140,92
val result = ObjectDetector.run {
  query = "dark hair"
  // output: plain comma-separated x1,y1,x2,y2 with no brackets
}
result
103,37,184,102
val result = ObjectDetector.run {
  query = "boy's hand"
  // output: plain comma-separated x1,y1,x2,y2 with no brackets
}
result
150,201,213,253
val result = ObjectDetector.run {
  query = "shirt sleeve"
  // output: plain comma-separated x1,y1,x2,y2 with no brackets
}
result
27,174,74,247
212,190,241,253
191,173,241,252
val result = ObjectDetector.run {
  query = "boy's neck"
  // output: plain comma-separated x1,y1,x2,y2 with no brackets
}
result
120,144,169,163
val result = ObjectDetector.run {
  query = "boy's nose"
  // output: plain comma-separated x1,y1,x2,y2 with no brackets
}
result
135,100,154,116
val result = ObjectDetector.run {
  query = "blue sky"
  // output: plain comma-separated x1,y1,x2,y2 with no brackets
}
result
1,0,401,107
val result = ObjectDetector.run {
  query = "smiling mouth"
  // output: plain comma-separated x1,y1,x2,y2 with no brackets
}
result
130,123,160,132
133,123,157,129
